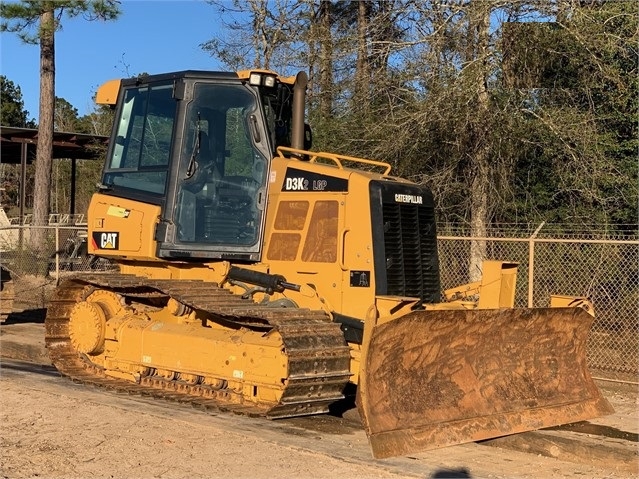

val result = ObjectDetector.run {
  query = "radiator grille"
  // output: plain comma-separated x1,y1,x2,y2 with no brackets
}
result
381,201,440,302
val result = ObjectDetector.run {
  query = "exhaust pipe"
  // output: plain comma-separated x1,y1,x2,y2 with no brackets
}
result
290,71,308,151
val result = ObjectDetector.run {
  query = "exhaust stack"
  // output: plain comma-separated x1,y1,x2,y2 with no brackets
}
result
291,71,308,151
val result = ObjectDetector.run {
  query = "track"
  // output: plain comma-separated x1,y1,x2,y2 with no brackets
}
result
0,266,15,322
44,273,352,419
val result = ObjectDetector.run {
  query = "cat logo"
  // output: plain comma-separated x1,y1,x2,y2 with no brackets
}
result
92,232,119,250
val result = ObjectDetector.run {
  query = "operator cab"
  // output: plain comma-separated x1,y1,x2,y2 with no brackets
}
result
97,70,297,261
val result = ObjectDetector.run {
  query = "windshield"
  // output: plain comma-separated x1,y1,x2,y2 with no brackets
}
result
175,83,268,246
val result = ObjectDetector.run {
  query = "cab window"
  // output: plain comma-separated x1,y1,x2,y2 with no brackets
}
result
103,83,175,195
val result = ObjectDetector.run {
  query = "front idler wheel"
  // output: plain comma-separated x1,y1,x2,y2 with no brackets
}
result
68,301,107,355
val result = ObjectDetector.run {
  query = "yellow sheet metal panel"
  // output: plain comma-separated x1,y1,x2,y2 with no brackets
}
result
273,200,309,230
301,200,339,263
267,232,302,261
88,193,161,260
95,79,121,105
477,261,518,309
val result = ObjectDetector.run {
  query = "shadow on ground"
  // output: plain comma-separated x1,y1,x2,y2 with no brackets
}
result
4,308,46,324
430,468,472,478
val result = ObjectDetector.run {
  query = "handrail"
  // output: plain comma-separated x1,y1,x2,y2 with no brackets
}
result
7,213,86,226
276,147,392,175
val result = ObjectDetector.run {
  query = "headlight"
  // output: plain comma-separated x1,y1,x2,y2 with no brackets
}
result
249,73,263,86
248,72,277,88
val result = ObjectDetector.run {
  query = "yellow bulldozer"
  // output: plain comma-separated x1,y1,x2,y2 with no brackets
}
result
44,69,612,459
1,265,14,322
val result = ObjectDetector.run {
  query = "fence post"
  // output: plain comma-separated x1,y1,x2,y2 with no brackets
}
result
54,225,60,285
528,222,545,308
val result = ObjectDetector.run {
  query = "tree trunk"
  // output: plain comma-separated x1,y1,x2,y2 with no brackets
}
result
317,0,333,119
369,0,392,80
31,5,55,252
354,0,369,109
469,158,489,281
467,3,491,282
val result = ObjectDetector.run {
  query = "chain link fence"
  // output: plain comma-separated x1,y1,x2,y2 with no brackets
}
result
1,223,637,383
0,224,115,310
438,224,638,383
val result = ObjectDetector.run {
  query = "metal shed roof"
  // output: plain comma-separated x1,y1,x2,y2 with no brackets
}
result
0,126,110,220
0,126,108,163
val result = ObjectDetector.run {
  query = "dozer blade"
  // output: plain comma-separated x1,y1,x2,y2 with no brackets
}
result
357,307,614,459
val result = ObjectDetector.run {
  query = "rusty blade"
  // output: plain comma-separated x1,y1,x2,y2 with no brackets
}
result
357,307,614,459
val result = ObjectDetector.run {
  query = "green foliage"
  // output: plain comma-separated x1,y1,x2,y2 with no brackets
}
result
4,0,636,231
1,0,120,236
54,96,82,132
506,1,638,226
0,75,36,210
79,104,115,136
0,0,120,43
297,1,638,230
0,75,36,127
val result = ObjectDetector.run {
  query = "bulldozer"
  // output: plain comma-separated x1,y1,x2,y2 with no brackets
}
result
44,69,612,459
1,265,14,322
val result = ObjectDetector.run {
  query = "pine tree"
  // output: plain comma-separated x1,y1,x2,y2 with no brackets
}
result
0,0,119,251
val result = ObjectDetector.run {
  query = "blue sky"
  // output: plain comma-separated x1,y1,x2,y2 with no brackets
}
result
1,0,224,121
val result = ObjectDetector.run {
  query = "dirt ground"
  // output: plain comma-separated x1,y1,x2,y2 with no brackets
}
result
1,276,638,479
0,367,413,479
1,359,637,479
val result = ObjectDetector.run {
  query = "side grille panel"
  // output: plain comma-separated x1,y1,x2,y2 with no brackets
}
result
370,181,440,303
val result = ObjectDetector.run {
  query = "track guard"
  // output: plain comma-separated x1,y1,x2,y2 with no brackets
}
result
357,307,614,459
